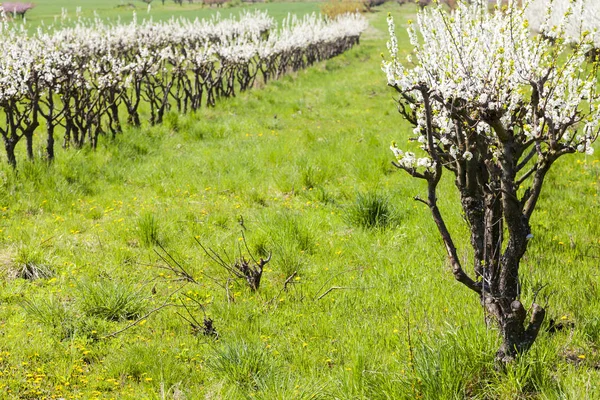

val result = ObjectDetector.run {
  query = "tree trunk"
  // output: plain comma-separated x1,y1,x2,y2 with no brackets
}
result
128,110,141,127
490,300,546,363
25,127,38,161
46,124,55,162
26,134,34,160
110,101,122,137
4,140,17,169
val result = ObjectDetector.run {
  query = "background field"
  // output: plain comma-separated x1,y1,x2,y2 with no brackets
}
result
0,1,599,399
19,0,322,27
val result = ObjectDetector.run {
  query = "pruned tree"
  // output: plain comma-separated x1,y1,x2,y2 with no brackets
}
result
383,0,599,363
195,234,271,292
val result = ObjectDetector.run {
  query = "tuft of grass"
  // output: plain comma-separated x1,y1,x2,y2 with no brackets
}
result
406,329,493,399
252,235,271,259
103,342,192,388
21,295,78,339
490,346,561,399
164,111,181,132
78,279,147,322
206,340,276,391
279,214,314,253
300,165,326,190
262,213,315,276
345,191,397,229
12,246,54,280
138,212,162,247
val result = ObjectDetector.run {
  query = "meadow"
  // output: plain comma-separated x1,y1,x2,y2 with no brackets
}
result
19,0,323,27
0,1,599,399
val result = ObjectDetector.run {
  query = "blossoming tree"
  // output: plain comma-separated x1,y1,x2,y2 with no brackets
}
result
383,0,599,362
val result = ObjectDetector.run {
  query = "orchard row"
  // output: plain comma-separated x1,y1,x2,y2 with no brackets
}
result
0,11,367,167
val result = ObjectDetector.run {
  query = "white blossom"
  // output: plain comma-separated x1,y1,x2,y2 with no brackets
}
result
384,1,599,170
526,0,600,48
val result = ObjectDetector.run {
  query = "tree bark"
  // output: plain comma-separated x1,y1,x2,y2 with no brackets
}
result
4,139,17,169
24,121,39,161
46,124,55,162
492,300,546,363
26,134,34,160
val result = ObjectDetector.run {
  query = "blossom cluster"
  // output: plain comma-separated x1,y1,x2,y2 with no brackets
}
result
525,0,600,48
0,10,368,166
383,0,599,172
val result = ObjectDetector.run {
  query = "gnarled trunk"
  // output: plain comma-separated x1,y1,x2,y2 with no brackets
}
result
488,299,546,363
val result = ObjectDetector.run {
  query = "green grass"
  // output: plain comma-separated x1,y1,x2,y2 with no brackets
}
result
345,191,398,229
17,0,322,29
0,1,599,399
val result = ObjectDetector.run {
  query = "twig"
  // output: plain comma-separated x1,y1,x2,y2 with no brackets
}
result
267,271,298,306
313,267,363,300
102,304,172,340
196,234,269,292
102,285,186,340
95,233,104,251
176,311,198,329
40,236,56,246
406,308,415,374
238,215,246,231
414,195,430,206
181,293,208,316
528,283,549,313
176,294,218,338
241,230,258,265
154,244,197,284
284,271,298,291
316,286,352,300
155,243,225,289
195,238,235,275
225,278,233,304
176,296,205,333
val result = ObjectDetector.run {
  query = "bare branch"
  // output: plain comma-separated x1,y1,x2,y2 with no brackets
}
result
316,286,355,300
102,285,186,340
392,161,429,180
313,267,363,301
414,195,430,206
516,146,537,173
427,179,481,294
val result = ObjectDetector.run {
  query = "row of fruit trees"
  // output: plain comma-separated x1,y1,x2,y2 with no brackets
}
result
0,10,368,167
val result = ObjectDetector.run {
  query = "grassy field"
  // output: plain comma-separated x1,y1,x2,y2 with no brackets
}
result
19,0,322,27
0,1,599,399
